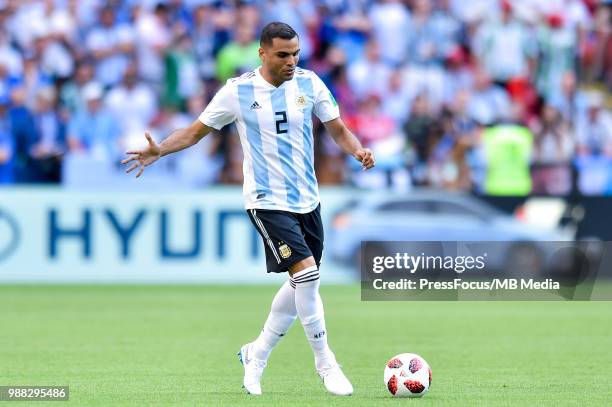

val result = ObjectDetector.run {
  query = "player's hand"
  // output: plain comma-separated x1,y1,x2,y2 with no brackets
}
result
121,132,161,178
354,148,375,170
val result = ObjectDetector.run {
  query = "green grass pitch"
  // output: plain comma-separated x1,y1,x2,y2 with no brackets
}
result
1,285,611,406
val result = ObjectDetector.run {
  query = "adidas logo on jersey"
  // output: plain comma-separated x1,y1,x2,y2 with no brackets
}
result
250,101,262,110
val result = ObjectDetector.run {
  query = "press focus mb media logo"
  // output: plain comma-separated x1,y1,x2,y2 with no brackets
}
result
361,241,605,301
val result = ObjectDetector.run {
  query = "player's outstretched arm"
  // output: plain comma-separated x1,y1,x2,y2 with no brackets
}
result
121,120,213,178
323,117,375,170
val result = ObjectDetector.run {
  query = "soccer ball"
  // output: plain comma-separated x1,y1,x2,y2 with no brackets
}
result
384,353,431,398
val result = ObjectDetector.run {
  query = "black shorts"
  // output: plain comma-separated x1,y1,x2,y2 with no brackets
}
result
247,204,324,274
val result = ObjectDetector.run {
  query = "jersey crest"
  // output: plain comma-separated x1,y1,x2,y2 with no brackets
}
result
295,94,308,109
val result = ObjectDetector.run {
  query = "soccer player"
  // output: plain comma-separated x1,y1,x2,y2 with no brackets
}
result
122,22,375,396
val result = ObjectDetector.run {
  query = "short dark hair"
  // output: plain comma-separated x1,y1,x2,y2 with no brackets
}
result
260,22,298,47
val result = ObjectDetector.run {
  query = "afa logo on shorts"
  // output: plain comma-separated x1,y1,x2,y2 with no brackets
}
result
279,243,292,259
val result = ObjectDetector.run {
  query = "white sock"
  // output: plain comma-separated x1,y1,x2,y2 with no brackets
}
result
291,266,334,369
251,280,297,361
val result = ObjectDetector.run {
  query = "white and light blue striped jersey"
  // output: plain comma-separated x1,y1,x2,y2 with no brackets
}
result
198,67,340,213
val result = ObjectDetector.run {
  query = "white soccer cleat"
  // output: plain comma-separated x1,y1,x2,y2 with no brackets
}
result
317,363,354,396
237,343,266,395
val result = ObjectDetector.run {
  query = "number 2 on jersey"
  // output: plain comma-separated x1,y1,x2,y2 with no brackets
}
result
275,111,288,135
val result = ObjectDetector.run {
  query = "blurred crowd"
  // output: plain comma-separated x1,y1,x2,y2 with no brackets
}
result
0,0,610,195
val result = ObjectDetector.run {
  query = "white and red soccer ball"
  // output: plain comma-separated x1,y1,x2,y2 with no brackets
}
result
384,353,431,398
